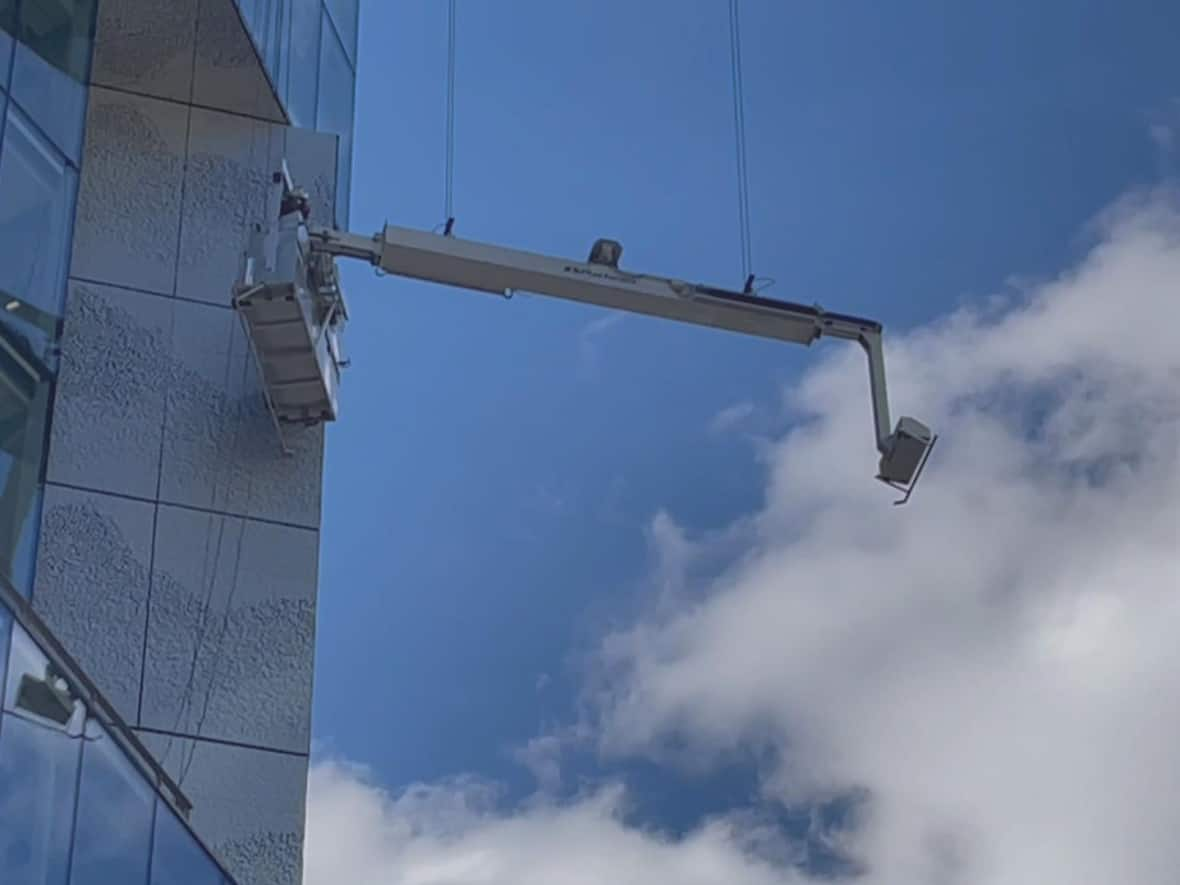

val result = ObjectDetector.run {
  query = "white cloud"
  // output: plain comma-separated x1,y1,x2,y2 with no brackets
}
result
709,400,756,434
305,760,808,885
305,187,1180,884
596,187,1180,883
513,733,564,793
578,313,625,378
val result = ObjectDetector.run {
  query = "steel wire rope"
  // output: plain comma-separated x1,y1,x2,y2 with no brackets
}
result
443,0,457,228
172,123,268,785
728,0,754,286
179,356,255,787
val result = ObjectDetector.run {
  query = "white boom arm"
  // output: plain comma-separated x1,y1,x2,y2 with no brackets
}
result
232,168,934,497
308,224,934,495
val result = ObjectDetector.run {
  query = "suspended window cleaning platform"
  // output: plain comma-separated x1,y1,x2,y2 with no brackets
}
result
233,167,349,449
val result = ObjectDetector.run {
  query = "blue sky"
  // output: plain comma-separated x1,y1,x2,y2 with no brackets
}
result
311,0,1179,853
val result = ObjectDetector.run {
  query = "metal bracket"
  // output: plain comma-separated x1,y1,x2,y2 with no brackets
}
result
878,434,938,506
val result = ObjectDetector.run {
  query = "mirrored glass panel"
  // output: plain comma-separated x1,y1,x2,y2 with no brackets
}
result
0,102,72,339
316,12,354,225
0,102,71,595
17,0,96,83
325,0,357,63
150,798,223,885
0,0,13,93
0,713,83,884
69,719,155,885
11,41,88,162
0,625,84,885
0,603,9,695
284,0,320,128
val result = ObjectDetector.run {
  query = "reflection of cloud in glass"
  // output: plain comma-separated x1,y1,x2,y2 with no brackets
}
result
70,719,155,880
0,712,81,884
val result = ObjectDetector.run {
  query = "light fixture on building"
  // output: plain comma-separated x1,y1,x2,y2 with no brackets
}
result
16,664,76,726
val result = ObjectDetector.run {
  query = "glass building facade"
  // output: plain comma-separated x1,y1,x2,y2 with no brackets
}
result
235,0,358,223
0,1,358,882
0,599,235,883
0,0,94,597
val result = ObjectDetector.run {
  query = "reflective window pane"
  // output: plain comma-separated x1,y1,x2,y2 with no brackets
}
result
149,799,222,885
316,15,354,225
0,103,70,595
265,0,284,76
0,626,84,885
0,0,13,94
69,719,155,885
0,604,9,709
11,41,88,162
325,0,357,63
275,0,291,99
0,713,82,885
285,0,320,128
236,0,257,32
0,479,43,597
0,103,74,328
238,0,281,75
18,0,97,83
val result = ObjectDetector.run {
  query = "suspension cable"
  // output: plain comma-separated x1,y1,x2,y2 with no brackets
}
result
443,0,457,227
728,0,753,287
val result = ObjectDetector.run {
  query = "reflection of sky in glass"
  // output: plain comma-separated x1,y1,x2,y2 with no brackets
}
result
324,0,358,61
0,104,76,325
151,798,224,885
0,619,234,883
70,720,155,885
284,0,321,129
0,624,84,882
237,0,357,120
0,22,11,95
0,712,82,884
226,0,357,233
0,605,8,702
316,11,354,224
0,99,71,595
14,0,95,83
11,43,87,162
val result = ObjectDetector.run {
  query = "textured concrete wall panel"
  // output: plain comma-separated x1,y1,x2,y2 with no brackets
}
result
47,280,174,499
175,110,340,303
91,0,200,103
48,4,339,879
140,504,317,753
157,298,324,528
70,87,188,295
177,106,284,306
32,485,154,721
135,731,307,885
193,0,285,123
